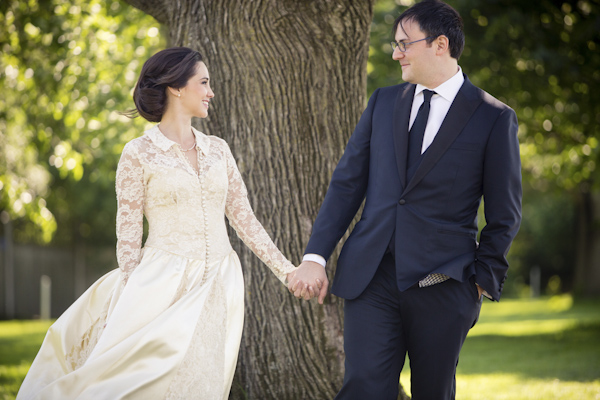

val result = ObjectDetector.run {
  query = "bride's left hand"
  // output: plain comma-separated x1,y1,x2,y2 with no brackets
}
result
287,269,318,301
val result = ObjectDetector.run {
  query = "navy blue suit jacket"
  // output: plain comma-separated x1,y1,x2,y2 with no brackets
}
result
305,75,522,301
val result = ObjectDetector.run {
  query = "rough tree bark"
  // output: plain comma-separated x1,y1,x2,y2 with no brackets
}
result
123,1,411,399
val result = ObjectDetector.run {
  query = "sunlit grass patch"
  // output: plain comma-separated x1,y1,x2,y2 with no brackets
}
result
456,374,600,400
0,320,54,338
460,322,600,381
402,373,600,400
460,295,600,399
470,294,600,336
0,320,53,364
0,362,35,400
0,320,52,400
470,317,583,336
398,295,600,399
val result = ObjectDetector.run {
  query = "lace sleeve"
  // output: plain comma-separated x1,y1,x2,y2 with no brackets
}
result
115,142,145,285
223,143,296,284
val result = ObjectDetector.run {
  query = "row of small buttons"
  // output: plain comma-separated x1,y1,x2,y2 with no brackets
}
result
199,164,211,286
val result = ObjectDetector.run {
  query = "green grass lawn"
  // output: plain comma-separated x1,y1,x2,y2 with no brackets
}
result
400,294,600,399
1,295,599,399
0,320,52,400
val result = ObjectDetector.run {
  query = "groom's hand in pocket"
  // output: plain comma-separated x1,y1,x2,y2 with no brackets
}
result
288,261,329,304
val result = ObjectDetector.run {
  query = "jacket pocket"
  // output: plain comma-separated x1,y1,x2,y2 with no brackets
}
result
437,228,476,238
450,141,479,151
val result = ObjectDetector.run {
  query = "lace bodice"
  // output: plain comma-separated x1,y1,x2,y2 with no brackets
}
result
115,125,295,285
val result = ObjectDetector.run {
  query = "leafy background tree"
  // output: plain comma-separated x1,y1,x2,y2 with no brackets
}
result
0,0,164,246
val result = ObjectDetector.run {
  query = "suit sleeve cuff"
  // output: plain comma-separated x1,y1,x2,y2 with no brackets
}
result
303,253,327,268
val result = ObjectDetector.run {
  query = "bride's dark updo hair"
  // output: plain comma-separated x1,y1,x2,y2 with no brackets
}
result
131,47,203,122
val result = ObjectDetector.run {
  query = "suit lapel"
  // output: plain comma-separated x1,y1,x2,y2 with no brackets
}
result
391,84,415,189
402,77,483,195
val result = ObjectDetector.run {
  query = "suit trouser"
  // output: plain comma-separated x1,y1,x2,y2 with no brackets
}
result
334,253,482,400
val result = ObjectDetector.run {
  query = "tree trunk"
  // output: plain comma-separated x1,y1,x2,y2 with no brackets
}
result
123,1,413,399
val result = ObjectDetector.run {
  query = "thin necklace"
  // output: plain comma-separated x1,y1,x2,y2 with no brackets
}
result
157,125,196,152
179,141,196,152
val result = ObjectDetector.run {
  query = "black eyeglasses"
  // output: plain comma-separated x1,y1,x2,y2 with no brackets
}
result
390,36,434,52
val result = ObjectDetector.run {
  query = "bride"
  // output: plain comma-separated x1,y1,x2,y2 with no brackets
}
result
17,47,306,399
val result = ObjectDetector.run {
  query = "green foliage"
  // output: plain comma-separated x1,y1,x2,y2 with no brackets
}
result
508,187,577,292
0,0,164,245
456,0,600,193
367,0,414,94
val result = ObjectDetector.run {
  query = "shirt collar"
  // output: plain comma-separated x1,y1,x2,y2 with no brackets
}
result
414,66,464,102
145,124,210,156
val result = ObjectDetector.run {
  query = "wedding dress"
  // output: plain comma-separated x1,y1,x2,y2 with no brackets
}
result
17,125,296,400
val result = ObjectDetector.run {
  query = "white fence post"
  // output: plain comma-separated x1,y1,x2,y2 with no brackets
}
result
40,275,52,320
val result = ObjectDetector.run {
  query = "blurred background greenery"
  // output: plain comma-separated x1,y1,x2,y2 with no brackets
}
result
0,0,164,246
1,0,599,306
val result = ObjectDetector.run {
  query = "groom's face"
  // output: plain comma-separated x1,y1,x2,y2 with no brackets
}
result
392,19,438,87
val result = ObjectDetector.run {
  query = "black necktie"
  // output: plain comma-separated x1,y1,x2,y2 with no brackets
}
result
407,89,436,168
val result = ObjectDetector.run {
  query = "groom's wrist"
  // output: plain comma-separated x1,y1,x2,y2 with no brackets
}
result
475,283,492,300
302,254,326,268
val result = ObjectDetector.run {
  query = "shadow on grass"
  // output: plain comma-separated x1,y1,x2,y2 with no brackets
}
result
459,321,600,382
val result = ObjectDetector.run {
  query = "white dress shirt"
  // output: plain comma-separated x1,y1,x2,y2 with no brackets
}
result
411,67,464,154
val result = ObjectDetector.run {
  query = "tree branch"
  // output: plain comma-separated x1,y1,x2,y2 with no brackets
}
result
123,0,171,25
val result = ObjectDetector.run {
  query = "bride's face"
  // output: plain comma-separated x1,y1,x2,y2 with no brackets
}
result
179,62,214,119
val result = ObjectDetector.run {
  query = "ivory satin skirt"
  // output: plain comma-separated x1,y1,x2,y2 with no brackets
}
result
17,247,245,400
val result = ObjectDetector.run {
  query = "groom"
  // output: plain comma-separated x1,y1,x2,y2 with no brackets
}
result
289,0,522,399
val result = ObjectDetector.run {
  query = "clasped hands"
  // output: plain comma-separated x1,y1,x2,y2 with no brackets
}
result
286,261,329,304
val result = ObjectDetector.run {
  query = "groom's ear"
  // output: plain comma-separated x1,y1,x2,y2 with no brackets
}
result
434,35,450,55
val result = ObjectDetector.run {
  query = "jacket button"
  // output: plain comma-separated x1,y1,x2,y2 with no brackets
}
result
399,199,406,205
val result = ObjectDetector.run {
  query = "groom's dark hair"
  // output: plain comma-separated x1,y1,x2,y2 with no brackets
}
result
393,0,465,60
